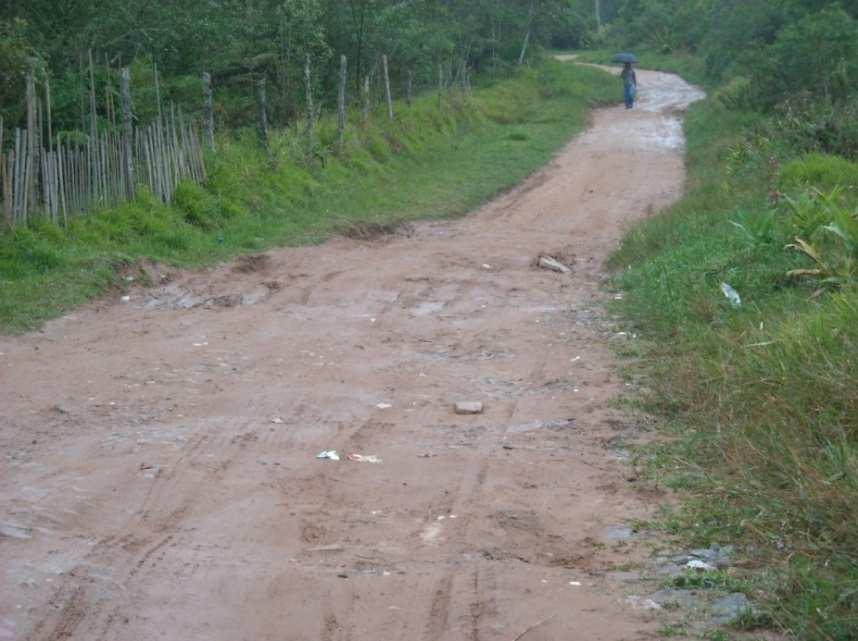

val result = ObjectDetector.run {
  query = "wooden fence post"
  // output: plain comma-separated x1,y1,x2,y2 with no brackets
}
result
120,68,135,197
256,76,269,146
78,53,87,133
154,63,164,125
88,50,98,137
337,55,347,149
362,75,371,126
406,71,413,107
519,1,535,66
382,54,394,120
202,72,215,151
0,117,10,228
304,54,314,156
45,79,53,154
25,71,37,219
105,60,116,131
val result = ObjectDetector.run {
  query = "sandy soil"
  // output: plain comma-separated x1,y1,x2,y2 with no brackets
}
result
0,67,703,641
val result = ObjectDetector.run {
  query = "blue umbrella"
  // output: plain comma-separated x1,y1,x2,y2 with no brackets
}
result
611,52,638,64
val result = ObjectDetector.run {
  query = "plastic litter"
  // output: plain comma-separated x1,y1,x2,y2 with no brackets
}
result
686,559,716,572
348,454,383,464
316,450,340,461
121,295,131,303
376,403,393,410
720,282,742,308
271,417,284,424
139,462,161,479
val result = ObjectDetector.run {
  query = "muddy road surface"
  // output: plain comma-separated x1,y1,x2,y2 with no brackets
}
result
1,68,703,641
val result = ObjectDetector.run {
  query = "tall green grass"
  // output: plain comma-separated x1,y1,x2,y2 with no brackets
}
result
611,92,858,639
0,61,615,333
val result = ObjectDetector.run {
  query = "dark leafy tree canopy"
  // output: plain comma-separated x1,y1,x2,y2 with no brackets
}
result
0,0,597,131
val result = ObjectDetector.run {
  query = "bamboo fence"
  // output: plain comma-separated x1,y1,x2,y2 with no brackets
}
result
1,69,206,230
0,50,468,231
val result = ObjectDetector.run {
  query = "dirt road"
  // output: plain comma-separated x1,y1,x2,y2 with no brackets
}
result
0,67,703,641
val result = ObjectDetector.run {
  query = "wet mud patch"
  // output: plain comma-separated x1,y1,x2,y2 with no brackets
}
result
142,281,282,310
340,221,414,241
233,254,271,274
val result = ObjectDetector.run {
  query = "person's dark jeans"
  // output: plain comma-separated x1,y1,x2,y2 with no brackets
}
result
624,83,636,109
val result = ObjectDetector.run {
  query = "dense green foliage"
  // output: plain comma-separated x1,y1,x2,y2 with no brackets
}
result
0,0,608,134
600,4,858,640
0,61,614,332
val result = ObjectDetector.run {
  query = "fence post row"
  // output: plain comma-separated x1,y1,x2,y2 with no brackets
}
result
0,49,456,230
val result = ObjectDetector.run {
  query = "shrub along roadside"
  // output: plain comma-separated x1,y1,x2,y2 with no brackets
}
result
0,60,616,334
610,85,858,638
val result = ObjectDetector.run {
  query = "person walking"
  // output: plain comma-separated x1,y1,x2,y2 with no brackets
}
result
621,62,637,109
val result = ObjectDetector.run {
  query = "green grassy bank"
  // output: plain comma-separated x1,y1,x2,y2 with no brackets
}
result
0,60,615,334
610,69,858,639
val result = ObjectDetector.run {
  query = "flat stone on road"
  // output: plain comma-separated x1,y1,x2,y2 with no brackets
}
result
454,401,484,415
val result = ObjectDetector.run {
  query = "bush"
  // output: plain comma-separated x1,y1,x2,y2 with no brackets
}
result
714,76,752,111
780,154,858,194
780,187,858,288
768,96,858,161
174,181,233,230
746,8,858,109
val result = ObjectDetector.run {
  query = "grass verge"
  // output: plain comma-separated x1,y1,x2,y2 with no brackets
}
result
0,60,616,333
610,68,858,640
